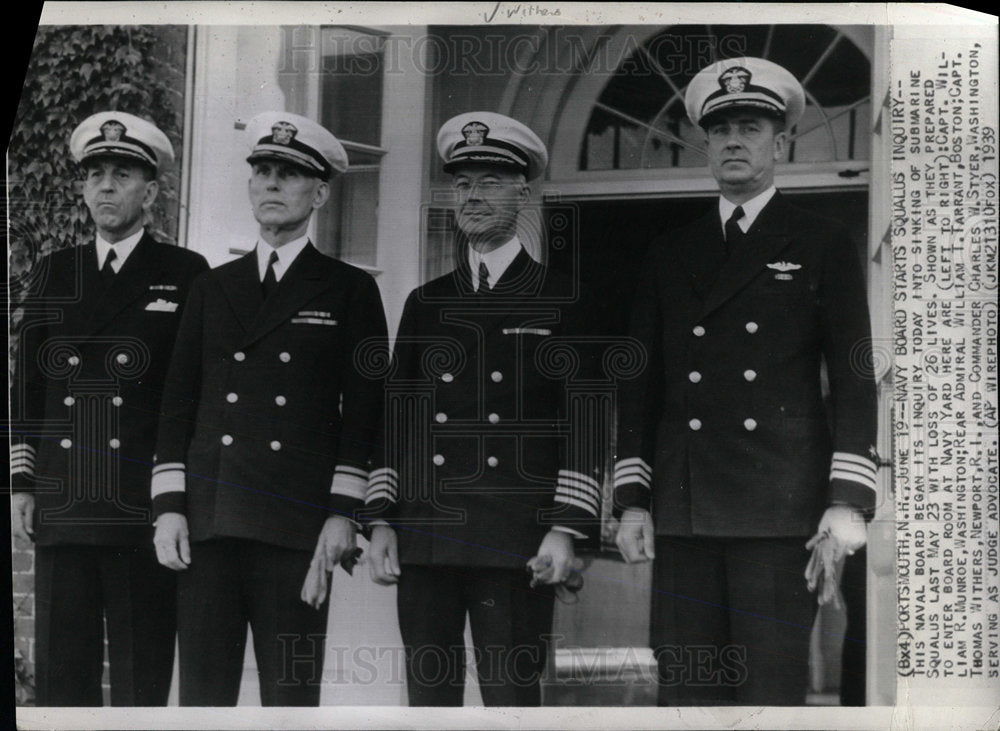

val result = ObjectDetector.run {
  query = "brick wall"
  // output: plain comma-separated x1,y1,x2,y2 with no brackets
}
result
11,541,35,704
11,541,116,705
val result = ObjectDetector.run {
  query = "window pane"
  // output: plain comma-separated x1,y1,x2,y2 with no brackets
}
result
315,169,380,268
345,148,383,167
656,98,706,168
320,30,383,146
423,207,457,282
807,36,870,107
582,107,644,171
767,25,839,83
792,105,835,163
316,28,385,268
595,52,672,122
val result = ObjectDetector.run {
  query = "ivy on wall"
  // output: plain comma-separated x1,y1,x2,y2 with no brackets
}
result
6,24,188,706
9,25,186,290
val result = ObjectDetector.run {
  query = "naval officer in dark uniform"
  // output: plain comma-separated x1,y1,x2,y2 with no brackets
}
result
614,58,877,705
150,111,388,706
363,112,600,706
10,111,209,705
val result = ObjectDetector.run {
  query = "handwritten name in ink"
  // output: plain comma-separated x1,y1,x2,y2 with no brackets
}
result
484,3,562,23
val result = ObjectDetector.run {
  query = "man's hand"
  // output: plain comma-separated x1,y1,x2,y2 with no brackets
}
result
315,515,357,566
813,504,867,557
615,507,655,563
154,512,190,571
367,525,400,585
301,547,332,610
528,530,575,585
804,505,867,607
11,493,35,545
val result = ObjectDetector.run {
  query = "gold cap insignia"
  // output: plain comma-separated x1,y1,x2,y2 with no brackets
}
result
100,120,126,141
271,121,298,145
461,121,489,146
719,67,752,94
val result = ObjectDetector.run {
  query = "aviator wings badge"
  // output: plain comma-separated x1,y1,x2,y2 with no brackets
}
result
767,261,802,281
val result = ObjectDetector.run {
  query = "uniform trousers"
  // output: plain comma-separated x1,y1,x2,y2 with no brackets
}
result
839,547,867,705
34,544,176,706
177,538,328,706
397,564,555,706
651,536,814,706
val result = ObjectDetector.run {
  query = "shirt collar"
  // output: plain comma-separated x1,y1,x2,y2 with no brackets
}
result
96,227,145,270
719,186,777,234
256,235,311,282
468,235,523,291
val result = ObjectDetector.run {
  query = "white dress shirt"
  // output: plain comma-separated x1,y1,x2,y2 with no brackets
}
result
468,235,523,291
718,185,777,236
96,227,145,272
255,235,311,282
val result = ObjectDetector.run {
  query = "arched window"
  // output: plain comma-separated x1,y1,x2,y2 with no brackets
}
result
580,25,872,172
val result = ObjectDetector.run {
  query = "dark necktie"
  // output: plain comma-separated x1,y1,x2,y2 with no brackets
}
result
262,250,279,299
100,247,118,286
476,261,491,294
724,205,745,256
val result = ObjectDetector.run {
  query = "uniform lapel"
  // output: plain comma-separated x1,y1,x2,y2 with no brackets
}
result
449,245,541,298
432,248,542,357
218,250,263,335
240,243,333,347
699,193,793,319
52,244,100,332
489,248,544,298
442,249,545,356
83,233,163,335
80,242,102,290
674,210,728,301
436,253,491,356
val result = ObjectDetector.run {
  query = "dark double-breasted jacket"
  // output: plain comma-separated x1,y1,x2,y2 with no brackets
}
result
11,233,209,545
150,243,387,553
614,193,878,538
362,248,601,568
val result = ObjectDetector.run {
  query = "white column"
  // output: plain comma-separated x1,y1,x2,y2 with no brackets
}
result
866,23,898,708
372,28,429,339
184,26,286,267
321,29,431,707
